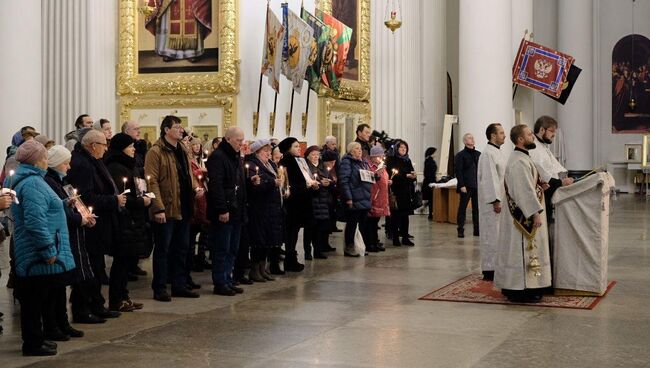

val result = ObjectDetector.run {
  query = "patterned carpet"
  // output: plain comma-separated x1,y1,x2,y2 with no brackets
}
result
419,274,616,310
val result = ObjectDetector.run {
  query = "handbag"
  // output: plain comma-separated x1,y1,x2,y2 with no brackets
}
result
411,190,423,210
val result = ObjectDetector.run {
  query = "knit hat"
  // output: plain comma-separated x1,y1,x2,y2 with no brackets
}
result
15,139,48,165
278,137,298,154
304,145,321,158
47,145,72,168
249,139,271,153
35,134,55,148
321,149,339,162
370,146,385,157
109,133,135,152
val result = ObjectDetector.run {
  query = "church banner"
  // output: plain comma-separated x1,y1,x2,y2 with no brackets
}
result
512,39,574,98
261,7,285,93
301,7,332,92
281,4,314,94
316,9,353,81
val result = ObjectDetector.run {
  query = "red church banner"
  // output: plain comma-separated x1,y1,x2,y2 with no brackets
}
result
512,39,574,98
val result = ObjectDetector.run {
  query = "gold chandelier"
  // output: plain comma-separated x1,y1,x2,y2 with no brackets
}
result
384,0,402,33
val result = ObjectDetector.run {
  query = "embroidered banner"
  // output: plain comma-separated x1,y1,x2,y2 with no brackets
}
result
261,7,285,93
281,4,314,94
512,39,574,98
301,7,332,92
316,9,352,81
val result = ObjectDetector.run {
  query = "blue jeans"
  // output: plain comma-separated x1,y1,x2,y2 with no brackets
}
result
209,221,241,287
151,218,190,294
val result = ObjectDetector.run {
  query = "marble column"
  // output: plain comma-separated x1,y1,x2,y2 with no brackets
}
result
458,0,513,151
0,0,42,156
558,0,594,171
88,0,118,129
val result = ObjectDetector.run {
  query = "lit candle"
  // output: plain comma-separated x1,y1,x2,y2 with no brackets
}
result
9,170,15,188
390,168,398,180
314,173,318,180
245,163,250,177
204,149,209,156
73,188,78,196
122,177,128,193
88,206,94,215
255,166,260,176
198,175,203,181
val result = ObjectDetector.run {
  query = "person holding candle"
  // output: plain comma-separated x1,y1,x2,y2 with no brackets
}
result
244,139,283,282
321,149,342,237
44,145,99,333
279,137,316,271
338,142,373,257
104,133,151,312
303,145,333,260
206,127,248,295
386,139,417,246
365,146,391,252
144,116,201,301
7,140,76,356
186,137,210,281
67,129,127,319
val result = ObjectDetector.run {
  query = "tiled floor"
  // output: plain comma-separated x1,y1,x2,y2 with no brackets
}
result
0,194,649,367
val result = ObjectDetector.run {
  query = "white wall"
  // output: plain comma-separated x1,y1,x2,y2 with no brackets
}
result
0,0,41,161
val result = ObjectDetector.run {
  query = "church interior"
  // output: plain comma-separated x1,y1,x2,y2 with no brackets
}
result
1,0,650,367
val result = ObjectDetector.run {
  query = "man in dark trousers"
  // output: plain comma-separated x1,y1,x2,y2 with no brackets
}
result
206,127,247,296
145,116,201,302
454,133,481,238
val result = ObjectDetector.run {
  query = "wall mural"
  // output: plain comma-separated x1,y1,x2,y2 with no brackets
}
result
612,34,650,133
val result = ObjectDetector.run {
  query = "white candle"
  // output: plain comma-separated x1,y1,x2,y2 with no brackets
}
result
9,170,14,188
122,177,128,192
245,163,250,176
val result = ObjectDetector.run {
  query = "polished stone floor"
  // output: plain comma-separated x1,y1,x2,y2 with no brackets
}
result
0,194,649,367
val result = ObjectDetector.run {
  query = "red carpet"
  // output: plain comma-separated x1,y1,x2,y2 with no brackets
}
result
419,274,616,310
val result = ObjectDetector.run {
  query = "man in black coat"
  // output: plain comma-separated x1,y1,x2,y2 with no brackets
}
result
354,123,372,160
454,133,481,238
67,129,126,319
206,127,247,296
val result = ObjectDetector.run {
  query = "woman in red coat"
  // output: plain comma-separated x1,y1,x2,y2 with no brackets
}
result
364,146,391,252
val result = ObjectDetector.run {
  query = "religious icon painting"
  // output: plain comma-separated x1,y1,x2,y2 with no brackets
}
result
118,0,238,95
512,39,574,98
612,34,650,134
331,0,359,81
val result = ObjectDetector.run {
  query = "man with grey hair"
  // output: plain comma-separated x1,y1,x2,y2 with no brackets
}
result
207,126,247,296
454,133,481,238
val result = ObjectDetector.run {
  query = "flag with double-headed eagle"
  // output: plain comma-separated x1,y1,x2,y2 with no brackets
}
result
316,9,352,81
261,7,285,93
301,7,331,92
512,39,575,98
281,3,314,94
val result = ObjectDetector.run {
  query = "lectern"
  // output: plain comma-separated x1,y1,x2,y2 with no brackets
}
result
551,172,615,296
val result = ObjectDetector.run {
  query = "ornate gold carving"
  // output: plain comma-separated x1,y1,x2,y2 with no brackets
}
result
119,95,235,129
317,97,370,143
117,0,239,96
319,0,370,102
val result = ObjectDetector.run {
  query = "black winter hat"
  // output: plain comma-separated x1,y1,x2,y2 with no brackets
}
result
109,133,135,152
278,137,298,154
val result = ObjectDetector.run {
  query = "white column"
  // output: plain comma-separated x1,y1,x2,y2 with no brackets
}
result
0,0,41,159
88,0,118,129
42,0,90,144
512,0,534,126
371,0,424,169
420,0,447,169
459,0,513,150
532,0,558,121
558,0,593,171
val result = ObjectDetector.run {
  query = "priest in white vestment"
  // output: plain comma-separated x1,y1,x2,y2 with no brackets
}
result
477,123,507,281
495,124,551,303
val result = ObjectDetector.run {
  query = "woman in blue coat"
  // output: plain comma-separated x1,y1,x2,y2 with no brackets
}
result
7,140,76,356
338,142,373,257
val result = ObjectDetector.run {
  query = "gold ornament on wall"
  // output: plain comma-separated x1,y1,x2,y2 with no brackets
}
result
384,0,402,33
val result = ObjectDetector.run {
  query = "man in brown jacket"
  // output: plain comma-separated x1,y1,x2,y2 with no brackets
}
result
145,116,202,301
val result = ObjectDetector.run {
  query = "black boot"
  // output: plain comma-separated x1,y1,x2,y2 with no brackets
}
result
457,229,465,238
284,252,304,272
269,261,285,275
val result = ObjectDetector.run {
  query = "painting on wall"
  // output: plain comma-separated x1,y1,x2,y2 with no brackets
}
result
331,0,359,81
138,0,219,74
191,125,220,143
140,126,158,149
612,34,650,133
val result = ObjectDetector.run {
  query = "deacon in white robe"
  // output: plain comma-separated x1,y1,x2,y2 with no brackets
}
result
495,125,551,303
477,123,507,281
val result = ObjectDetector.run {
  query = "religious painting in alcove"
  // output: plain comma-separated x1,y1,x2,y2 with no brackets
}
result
332,0,359,81
612,34,650,133
139,0,218,74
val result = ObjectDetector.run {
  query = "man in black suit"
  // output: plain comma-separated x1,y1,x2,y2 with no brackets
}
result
454,133,481,238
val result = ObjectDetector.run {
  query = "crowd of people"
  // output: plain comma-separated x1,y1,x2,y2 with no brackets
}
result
0,116,429,356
